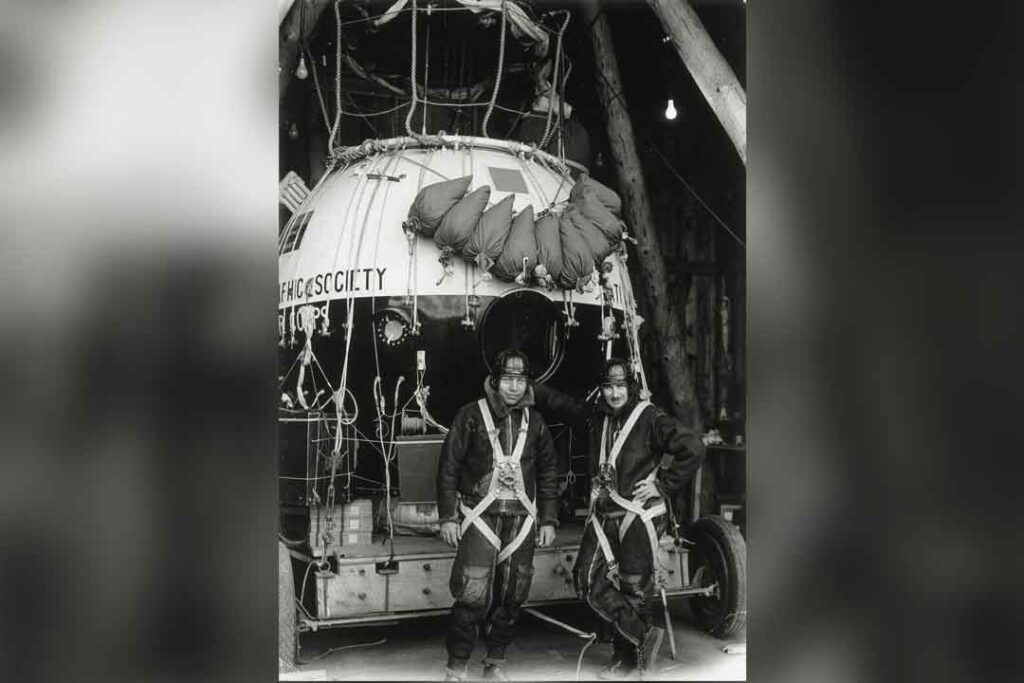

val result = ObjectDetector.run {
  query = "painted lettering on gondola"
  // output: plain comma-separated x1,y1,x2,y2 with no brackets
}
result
279,267,387,304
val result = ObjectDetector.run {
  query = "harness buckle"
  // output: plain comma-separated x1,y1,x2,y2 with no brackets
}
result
496,462,518,490
593,463,615,489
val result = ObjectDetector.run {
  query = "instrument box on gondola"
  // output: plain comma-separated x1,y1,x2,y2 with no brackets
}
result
309,499,373,553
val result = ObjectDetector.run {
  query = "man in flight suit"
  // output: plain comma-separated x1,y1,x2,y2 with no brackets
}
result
535,358,705,679
436,349,560,681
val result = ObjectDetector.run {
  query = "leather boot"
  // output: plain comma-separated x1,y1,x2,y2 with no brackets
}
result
597,655,639,680
482,663,509,681
637,626,664,673
444,658,469,681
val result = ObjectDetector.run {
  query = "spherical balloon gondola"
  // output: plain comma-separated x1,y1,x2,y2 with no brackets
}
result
278,135,647,538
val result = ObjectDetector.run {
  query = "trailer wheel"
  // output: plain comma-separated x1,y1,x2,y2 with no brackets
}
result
687,515,746,638
279,540,298,668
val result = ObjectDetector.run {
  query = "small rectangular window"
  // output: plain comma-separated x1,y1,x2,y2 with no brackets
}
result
488,167,529,194
280,212,312,255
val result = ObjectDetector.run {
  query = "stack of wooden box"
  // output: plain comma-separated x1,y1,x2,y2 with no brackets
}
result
309,499,374,553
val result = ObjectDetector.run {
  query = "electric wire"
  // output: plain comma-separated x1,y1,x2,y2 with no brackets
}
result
303,637,388,664
644,139,745,248
583,23,744,249
307,47,332,136
340,89,381,138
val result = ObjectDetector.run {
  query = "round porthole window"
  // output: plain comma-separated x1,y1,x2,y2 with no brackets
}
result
374,307,413,348
479,290,564,382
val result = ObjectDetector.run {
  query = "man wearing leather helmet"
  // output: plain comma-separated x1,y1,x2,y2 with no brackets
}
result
436,349,560,681
535,358,705,680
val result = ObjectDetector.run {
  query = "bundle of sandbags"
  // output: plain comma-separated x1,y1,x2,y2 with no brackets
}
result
464,195,515,280
403,175,473,237
492,206,538,285
434,186,491,275
403,173,626,290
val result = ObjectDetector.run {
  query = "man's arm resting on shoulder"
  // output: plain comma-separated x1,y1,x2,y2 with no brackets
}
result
534,417,561,546
533,382,591,429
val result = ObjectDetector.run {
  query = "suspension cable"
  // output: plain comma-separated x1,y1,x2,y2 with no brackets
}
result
539,11,570,150
404,0,419,136
422,3,431,135
561,34,569,162
480,2,508,138
328,0,343,151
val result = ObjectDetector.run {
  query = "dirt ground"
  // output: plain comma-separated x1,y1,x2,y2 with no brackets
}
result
288,599,745,681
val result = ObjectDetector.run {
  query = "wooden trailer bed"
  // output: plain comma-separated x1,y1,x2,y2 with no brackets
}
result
299,521,696,630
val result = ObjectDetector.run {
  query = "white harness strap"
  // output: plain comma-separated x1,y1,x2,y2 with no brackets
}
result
459,500,501,547
612,485,665,551
587,497,620,584
458,399,536,564
599,401,651,470
589,401,666,571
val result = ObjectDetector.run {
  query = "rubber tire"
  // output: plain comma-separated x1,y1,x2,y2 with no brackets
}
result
279,540,298,667
687,515,746,638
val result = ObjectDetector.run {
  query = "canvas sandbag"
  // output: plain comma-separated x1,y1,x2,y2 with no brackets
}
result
570,175,622,215
493,205,538,284
572,184,624,244
558,212,597,291
464,194,515,277
533,213,563,289
567,205,615,265
434,186,490,256
405,175,472,237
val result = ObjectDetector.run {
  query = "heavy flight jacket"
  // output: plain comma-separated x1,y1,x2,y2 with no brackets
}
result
534,384,705,513
436,381,561,527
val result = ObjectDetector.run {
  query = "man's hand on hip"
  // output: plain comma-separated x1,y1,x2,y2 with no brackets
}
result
632,478,660,504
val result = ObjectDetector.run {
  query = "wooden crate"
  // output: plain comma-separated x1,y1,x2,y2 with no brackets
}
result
529,549,579,602
315,562,386,618
388,557,455,611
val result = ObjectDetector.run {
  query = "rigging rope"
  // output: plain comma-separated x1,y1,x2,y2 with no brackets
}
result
480,2,508,138
539,11,570,150
422,3,431,135
523,608,598,682
616,249,651,398
555,33,567,163
328,0,344,150
404,0,419,137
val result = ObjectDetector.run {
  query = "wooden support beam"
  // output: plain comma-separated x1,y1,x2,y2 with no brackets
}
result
581,0,701,428
646,0,746,165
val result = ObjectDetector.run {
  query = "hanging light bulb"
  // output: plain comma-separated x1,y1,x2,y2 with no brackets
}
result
664,98,678,121
288,122,299,140
296,55,309,80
